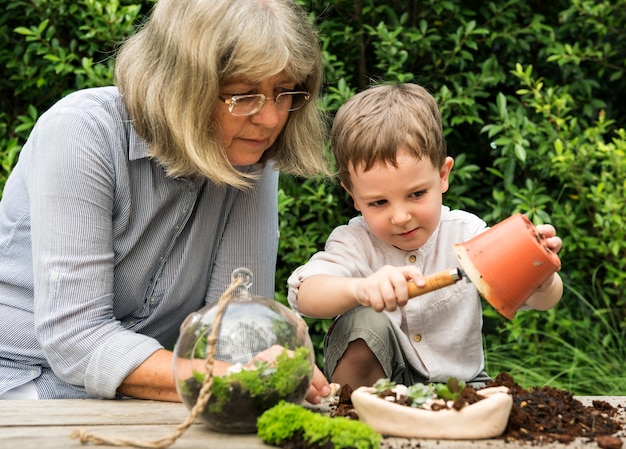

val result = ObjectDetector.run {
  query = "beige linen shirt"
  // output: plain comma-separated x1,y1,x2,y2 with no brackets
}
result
288,206,488,382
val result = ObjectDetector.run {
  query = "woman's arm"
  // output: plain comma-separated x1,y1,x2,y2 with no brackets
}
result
117,349,181,402
118,348,330,403
118,349,234,402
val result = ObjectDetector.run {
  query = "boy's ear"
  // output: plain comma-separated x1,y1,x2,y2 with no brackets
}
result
340,181,360,212
340,181,351,196
440,156,454,193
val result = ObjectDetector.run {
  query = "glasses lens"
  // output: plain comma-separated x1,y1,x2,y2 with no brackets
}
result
276,92,310,112
230,94,264,116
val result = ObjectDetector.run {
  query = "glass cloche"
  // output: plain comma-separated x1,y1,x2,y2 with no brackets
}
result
173,268,315,433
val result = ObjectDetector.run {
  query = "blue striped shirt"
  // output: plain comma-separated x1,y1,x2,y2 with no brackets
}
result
0,87,279,399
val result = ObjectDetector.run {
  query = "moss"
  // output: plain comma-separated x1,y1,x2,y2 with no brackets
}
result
268,347,313,395
204,346,311,413
257,401,381,449
179,347,313,432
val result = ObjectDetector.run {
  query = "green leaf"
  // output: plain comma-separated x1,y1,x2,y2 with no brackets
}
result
14,26,35,36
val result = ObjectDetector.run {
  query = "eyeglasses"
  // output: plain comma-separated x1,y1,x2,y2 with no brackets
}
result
218,91,310,116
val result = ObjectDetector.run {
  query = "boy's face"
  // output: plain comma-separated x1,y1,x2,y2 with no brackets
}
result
345,149,454,251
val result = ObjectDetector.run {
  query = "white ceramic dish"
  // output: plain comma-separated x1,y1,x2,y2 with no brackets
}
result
351,386,512,440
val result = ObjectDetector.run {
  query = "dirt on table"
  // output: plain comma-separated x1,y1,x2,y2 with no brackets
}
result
330,383,358,420
329,372,624,448
486,372,623,447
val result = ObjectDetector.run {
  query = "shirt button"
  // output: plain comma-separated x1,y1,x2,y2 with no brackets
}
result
409,255,417,263
413,334,422,342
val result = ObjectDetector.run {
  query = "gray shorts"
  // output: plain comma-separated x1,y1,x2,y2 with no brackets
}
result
323,306,490,387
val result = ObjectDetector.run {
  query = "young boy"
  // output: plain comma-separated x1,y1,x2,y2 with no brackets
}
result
287,83,563,389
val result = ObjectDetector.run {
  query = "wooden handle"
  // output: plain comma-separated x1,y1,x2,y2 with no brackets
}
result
407,268,463,298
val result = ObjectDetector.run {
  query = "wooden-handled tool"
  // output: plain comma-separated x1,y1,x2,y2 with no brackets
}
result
407,267,464,298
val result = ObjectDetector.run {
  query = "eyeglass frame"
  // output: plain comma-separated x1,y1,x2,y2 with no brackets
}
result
218,91,311,116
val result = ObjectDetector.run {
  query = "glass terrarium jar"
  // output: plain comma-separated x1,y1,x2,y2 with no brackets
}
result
173,268,315,433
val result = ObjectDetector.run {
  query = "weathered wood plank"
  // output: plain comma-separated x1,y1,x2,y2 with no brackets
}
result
0,399,190,426
0,425,271,449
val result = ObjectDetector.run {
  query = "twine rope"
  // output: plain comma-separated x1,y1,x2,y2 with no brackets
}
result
70,276,244,448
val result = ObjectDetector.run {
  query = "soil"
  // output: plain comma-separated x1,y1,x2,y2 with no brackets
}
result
276,434,334,449
329,372,624,448
486,372,623,446
330,383,358,420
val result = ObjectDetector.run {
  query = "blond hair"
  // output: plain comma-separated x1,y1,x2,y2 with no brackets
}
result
115,0,329,188
331,83,446,191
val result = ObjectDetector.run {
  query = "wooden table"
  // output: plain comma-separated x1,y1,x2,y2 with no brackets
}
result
0,399,269,448
0,397,624,449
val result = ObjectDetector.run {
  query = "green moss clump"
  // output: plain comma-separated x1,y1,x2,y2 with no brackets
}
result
257,401,381,449
207,346,312,412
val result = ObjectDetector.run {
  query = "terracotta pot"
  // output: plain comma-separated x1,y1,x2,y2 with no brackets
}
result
454,213,561,320
351,386,512,439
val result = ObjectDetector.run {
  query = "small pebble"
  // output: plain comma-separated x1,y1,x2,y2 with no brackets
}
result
596,435,623,449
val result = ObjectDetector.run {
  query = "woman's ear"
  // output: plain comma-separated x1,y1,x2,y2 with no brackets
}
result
440,156,454,193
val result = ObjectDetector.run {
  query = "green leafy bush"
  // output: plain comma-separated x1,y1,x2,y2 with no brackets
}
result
0,0,150,192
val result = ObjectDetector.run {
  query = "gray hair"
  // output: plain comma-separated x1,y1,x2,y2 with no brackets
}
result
115,0,329,188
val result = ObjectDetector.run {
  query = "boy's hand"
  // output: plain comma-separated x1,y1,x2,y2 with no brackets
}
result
354,265,424,312
524,223,564,308
536,224,562,254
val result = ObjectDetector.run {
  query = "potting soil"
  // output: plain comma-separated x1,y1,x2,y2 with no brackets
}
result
327,372,624,448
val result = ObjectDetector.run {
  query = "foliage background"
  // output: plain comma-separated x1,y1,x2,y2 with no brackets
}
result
1,0,624,394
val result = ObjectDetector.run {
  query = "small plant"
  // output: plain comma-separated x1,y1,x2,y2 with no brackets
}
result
435,377,466,401
371,378,396,394
371,377,467,409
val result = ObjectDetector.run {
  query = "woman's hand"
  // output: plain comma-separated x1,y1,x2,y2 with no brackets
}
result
306,365,331,404
248,345,331,405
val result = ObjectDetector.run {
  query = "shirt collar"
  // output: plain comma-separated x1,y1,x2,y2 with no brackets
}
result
128,126,150,161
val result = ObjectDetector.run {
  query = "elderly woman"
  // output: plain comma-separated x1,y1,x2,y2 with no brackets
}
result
0,0,331,402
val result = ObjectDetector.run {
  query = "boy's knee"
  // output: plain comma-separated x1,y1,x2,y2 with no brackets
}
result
346,306,390,330
342,338,377,362
326,307,394,350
